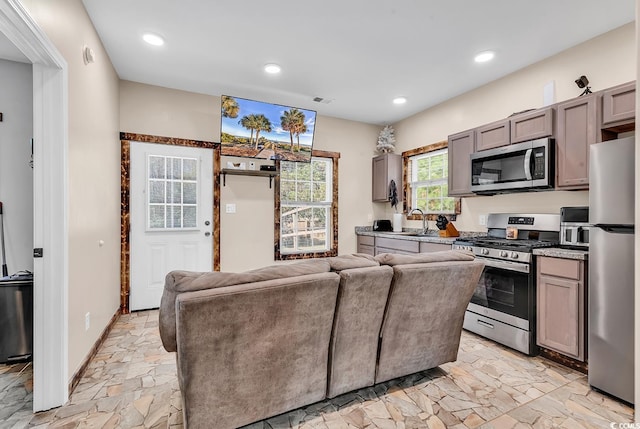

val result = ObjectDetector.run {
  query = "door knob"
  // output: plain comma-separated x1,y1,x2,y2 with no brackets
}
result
205,221,210,226
204,232,211,237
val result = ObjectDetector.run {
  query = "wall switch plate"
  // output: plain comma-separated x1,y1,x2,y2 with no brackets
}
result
85,312,90,331
479,214,487,226
226,203,236,214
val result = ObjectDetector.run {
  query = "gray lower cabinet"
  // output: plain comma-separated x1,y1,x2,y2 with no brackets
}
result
419,242,451,253
357,235,375,256
357,235,451,256
374,237,419,255
536,256,586,361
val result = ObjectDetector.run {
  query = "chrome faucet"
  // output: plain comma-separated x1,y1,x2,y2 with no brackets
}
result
409,208,429,235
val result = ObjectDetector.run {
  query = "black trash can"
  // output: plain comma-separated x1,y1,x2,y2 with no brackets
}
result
0,273,33,363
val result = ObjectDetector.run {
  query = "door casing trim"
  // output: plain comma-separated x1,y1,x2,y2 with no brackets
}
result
120,132,221,313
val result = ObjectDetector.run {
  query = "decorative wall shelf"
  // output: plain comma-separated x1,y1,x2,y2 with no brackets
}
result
220,168,279,188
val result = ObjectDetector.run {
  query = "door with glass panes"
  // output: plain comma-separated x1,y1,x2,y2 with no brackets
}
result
129,142,213,311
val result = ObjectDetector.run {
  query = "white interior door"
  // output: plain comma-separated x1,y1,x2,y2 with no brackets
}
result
130,142,213,311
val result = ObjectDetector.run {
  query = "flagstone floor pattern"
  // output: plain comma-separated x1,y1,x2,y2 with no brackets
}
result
0,310,633,428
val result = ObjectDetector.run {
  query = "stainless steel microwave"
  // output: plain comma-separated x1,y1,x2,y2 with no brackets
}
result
470,138,554,194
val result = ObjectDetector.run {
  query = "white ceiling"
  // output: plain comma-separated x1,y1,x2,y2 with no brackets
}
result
84,1,634,124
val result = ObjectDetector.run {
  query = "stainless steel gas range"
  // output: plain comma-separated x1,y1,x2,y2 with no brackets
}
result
453,213,560,355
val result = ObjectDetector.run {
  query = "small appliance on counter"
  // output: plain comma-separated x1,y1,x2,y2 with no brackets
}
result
560,206,590,249
372,219,393,232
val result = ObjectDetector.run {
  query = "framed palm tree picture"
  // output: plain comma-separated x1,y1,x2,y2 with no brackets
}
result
220,95,317,162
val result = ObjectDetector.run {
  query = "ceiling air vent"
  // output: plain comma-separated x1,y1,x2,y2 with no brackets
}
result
313,97,333,104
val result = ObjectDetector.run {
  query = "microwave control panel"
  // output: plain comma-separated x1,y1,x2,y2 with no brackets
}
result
532,147,546,179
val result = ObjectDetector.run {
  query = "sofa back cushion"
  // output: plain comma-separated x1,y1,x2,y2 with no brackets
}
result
374,249,474,266
326,253,379,271
376,259,484,383
175,272,340,429
327,265,393,398
159,260,330,352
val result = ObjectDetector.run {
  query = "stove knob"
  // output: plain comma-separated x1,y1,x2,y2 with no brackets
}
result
500,251,508,257
481,248,489,255
511,252,519,259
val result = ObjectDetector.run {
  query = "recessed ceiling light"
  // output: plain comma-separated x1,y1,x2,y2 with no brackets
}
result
474,51,495,63
264,63,281,74
142,33,165,46
393,96,407,105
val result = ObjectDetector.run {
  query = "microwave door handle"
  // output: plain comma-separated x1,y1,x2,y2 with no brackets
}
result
524,148,533,181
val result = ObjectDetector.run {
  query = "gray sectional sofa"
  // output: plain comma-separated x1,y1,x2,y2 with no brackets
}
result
159,250,484,429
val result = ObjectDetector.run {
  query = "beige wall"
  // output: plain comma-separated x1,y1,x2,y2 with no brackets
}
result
23,0,121,377
119,82,381,271
391,23,636,232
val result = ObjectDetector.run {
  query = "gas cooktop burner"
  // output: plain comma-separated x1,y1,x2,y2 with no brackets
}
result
455,236,559,251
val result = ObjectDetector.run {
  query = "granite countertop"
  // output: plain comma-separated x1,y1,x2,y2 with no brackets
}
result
532,247,589,260
355,226,480,245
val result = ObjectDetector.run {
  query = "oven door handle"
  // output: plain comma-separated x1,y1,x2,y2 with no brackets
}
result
478,257,530,274
524,148,533,181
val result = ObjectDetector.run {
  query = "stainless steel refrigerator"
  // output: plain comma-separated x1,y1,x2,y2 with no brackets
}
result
589,135,635,404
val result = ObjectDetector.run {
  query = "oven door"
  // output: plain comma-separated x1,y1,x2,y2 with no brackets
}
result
470,257,531,322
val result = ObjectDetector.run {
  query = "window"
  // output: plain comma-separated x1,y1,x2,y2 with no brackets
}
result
409,149,455,213
147,155,198,229
275,153,339,259
403,141,460,220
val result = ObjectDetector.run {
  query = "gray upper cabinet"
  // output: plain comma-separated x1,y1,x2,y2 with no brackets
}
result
556,94,598,189
372,153,402,202
510,107,554,143
476,119,510,151
602,81,636,127
447,129,475,197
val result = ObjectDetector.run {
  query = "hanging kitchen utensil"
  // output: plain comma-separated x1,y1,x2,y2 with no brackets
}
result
0,202,8,276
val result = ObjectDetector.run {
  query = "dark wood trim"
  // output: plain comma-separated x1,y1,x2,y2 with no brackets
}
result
401,141,460,220
312,149,341,159
120,132,221,313
68,308,121,395
401,141,448,158
274,155,339,260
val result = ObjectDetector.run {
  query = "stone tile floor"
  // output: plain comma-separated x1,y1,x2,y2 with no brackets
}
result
0,309,634,428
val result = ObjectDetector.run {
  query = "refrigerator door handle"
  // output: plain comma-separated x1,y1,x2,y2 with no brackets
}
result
593,224,635,234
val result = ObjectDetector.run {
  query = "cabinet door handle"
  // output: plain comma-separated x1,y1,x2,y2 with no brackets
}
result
477,319,495,329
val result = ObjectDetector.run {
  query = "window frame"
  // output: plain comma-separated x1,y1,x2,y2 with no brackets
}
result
274,150,340,260
402,141,461,221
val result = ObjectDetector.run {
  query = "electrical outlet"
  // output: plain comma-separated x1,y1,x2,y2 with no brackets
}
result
225,203,236,214
85,312,90,331
367,213,373,222
479,214,487,226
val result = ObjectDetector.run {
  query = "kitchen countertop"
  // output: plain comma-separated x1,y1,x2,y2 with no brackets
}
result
532,247,589,260
355,227,482,245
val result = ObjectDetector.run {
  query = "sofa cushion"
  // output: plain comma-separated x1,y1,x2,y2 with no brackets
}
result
159,260,331,352
175,272,340,428
374,249,474,266
326,253,379,271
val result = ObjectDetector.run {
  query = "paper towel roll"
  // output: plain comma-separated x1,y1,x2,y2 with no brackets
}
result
393,213,403,232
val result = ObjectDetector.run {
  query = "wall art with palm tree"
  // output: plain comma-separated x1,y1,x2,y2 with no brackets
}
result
220,95,317,162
